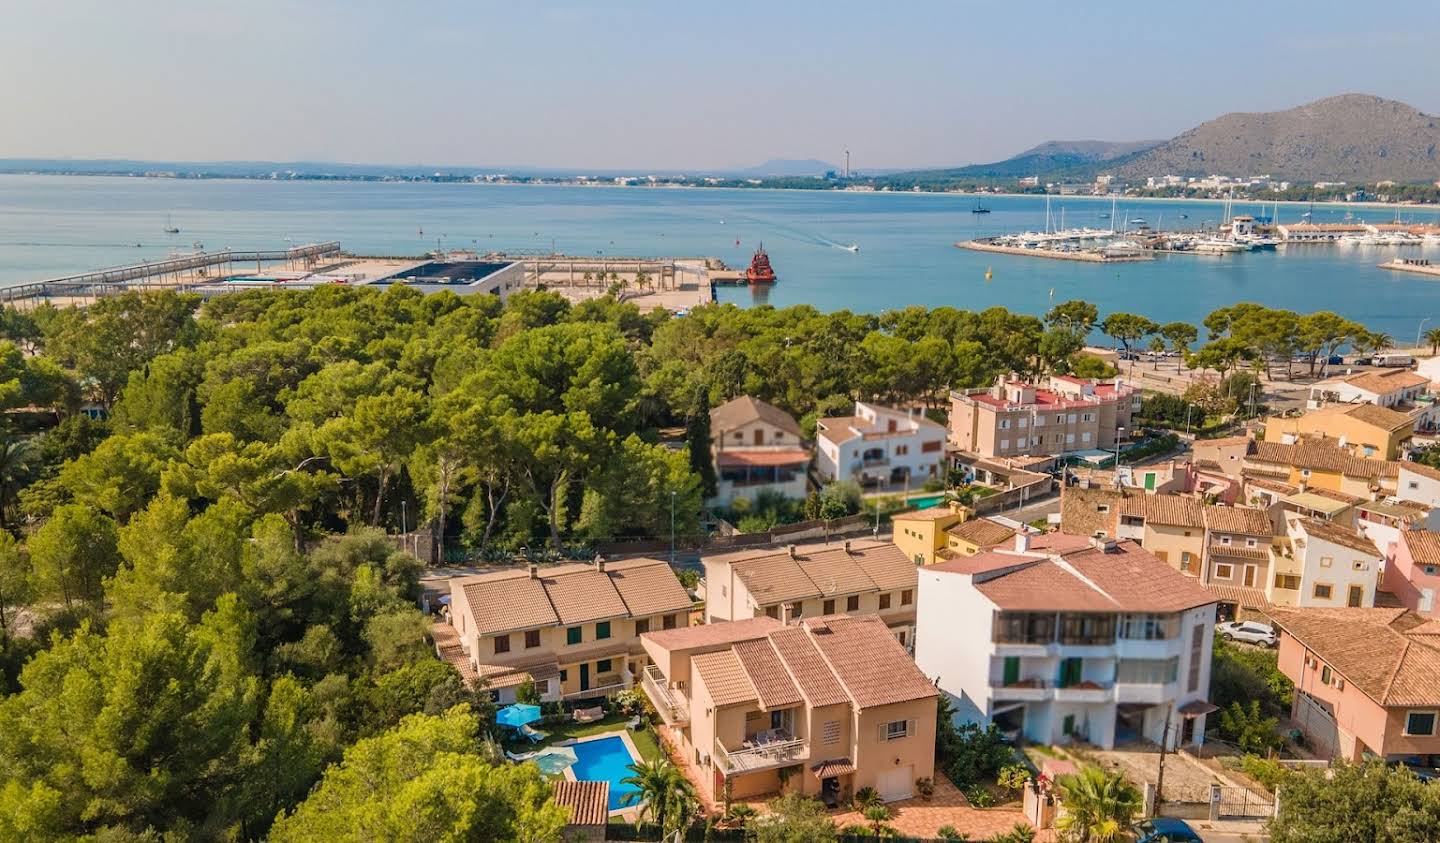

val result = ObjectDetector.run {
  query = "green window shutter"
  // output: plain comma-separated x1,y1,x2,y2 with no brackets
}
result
1003,657,1020,686
596,621,611,640
567,626,582,645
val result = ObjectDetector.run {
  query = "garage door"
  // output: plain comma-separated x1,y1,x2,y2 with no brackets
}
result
876,765,913,802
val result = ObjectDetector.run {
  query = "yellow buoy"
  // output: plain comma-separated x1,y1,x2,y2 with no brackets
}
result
984,266,993,282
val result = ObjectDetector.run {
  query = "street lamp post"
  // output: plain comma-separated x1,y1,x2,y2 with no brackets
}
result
1114,426,1125,470
1418,318,1431,354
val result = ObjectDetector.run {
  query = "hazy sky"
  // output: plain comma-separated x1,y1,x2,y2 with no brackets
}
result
3,0,1438,171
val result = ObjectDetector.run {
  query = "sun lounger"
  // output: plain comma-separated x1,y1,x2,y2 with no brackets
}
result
573,706,604,723
520,723,548,743
505,749,538,762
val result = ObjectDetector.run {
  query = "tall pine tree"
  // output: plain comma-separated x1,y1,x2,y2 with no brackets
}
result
685,389,718,499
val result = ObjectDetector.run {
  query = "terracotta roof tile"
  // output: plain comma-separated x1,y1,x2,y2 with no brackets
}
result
967,540,1216,613
766,627,850,707
1134,495,1205,528
606,558,695,618
554,780,609,826
716,449,811,467
1293,518,1382,556
692,649,758,706
732,637,803,709
710,395,801,437
894,506,965,522
714,539,917,606
1268,607,1440,706
946,519,1018,548
641,616,782,651
1203,505,1273,536
1203,583,1270,610
802,615,938,708
430,622,478,684
1335,369,1429,395
460,574,559,635
1400,460,1440,483
542,567,630,625
1401,530,1440,566
1342,403,1413,431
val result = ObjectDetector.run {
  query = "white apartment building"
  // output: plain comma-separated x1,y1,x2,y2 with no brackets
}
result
1397,462,1440,508
915,535,1217,751
1307,369,1430,410
815,402,946,488
1268,515,1383,608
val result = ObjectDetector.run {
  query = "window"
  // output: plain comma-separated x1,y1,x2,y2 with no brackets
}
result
1313,583,1333,600
922,440,942,453
1033,415,1045,427
1082,413,1094,422
663,613,678,630
635,618,650,635
883,720,910,741
1081,432,1092,443
566,627,582,645
1187,624,1205,692
1018,417,1028,428
596,621,611,640
823,720,841,745
1274,574,1301,590
789,601,803,619
1067,413,1077,424
494,634,511,654
560,669,568,682
525,630,541,648
596,658,612,674
999,439,1009,451
1016,437,1027,448
1245,537,1257,548
1116,657,1180,685
1409,481,1421,490
1320,556,1334,568
823,598,835,614
1066,433,1075,444
1097,504,1111,514
1351,559,1368,572
879,593,892,610
999,419,1011,429
765,605,780,619
1405,712,1437,736
1055,414,1064,424
896,445,908,456
901,589,914,606
1219,535,1232,546
1321,665,1333,684
1214,563,1233,580
846,595,859,612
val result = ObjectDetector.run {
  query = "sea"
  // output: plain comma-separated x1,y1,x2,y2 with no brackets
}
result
4,174,1440,338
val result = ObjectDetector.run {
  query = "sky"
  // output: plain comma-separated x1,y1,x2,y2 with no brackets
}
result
3,0,1439,172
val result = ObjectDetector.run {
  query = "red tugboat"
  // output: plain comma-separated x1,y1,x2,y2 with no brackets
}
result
744,243,777,284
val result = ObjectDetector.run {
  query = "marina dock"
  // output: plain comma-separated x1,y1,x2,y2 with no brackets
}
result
957,240,1153,263
1380,258,1440,278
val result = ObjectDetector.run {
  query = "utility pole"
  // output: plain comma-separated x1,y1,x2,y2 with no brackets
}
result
1154,706,1173,817
669,491,677,565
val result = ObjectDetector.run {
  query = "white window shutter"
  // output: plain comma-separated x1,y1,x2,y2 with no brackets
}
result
907,719,917,738
878,722,888,742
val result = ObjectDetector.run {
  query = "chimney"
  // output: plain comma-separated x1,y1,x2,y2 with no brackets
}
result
842,540,852,554
787,543,797,559
594,554,607,573
1014,532,1031,553
527,562,539,579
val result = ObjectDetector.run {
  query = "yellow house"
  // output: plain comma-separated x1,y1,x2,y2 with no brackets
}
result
890,505,967,564
1262,404,1413,461
944,518,1018,557
443,557,694,704
641,614,938,805
1245,439,1399,498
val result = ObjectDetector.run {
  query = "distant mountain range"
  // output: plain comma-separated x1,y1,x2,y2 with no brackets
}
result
734,158,838,177
889,94,1440,184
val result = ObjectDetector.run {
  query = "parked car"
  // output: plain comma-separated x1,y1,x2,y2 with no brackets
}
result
1134,818,1203,843
1217,620,1277,647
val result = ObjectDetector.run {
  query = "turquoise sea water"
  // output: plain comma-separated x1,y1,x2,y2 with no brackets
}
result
3,174,1440,336
568,735,639,811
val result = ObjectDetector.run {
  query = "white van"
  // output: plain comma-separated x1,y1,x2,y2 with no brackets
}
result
1374,352,1416,368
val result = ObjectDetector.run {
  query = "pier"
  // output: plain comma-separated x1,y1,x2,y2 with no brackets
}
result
957,240,1153,263
0,242,343,305
1379,257,1440,279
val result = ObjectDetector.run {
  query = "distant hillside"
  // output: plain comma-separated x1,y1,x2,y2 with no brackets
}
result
1111,94,1440,183
877,139,1160,183
735,159,838,177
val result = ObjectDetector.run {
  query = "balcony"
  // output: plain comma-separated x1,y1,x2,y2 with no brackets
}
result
641,664,690,726
1114,681,1179,705
1114,637,1183,660
993,678,1052,702
1053,681,1113,703
562,674,628,700
713,733,810,776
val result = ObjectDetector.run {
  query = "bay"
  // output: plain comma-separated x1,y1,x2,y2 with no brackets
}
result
2,174,1440,338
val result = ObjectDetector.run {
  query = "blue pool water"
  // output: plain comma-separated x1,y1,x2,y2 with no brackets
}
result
570,735,641,812
905,493,945,509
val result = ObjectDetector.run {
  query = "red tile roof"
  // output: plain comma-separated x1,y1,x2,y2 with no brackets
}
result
963,540,1215,613
554,780,609,826
715,449,811,467
455,558,692,636
802,615,939,708
1268,607,1440,706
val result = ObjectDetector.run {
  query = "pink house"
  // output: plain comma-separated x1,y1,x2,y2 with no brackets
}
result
1270,607,1440,768
1384,530,1440,618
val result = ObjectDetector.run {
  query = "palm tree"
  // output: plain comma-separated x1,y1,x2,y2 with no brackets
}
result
0,439,37,529
1370,332,1394,353
1425,327,1440,355
1053,767,1142,842
621,758,698,838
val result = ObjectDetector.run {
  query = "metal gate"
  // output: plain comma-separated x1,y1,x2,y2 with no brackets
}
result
1214,785,1274,819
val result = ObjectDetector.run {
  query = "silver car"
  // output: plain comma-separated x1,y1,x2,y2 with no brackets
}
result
1217,620,1277,647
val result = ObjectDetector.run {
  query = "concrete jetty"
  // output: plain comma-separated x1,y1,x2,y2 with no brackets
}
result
957,240,1153,263
1379,257,1440,279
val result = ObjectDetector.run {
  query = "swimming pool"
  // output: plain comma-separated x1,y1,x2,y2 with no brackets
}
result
905,493,945,509
569,735,641,812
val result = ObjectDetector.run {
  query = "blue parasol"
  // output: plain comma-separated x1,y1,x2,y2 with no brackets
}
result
496,703,542,729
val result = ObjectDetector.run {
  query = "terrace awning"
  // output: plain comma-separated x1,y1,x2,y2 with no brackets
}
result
715,449,811,468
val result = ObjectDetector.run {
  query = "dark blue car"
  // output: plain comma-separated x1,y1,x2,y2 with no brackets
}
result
1134,818,1203,842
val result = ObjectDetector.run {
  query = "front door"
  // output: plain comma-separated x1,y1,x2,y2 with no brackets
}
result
1003,656,1020,686
1059,658,1083,688
579,662,590,692
1243,566,1257,587
1348,585,1364,607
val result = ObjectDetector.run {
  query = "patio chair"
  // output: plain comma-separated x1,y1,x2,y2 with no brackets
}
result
573,706,605,723
626,715,643,731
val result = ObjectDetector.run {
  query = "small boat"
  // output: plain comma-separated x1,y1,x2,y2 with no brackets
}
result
844,243,859,253
984,266,993,281
971,199,991,214
163,214,179,234
744,244,777,284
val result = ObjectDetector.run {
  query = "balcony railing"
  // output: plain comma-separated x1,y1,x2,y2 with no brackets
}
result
562,675,628,700
713,734,810,776
641,664,690,725
1053,681,1113,702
